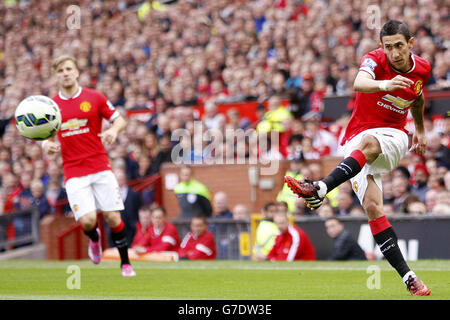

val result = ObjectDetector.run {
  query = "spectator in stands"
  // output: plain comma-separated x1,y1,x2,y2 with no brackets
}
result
426,131,450,167
256,95,292,133
302,112,338,157
432,203,450,215
174,165,212,219
253,202,279,261
324,217,366,261
317,203,336,218
151,133,173,173
212,191,233,219
267,211,316,261
410,164,430,203
406,201,427,215
14,179,51,247
392,176,412,213
131,206,180,254
425,189,438,214
232,204,251,220
20,179,51,220
178,215,216,260
335,191,355,216
276,151,304,214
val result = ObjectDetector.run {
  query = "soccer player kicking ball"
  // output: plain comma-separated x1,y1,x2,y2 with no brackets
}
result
285,20,431,296
43,55,136,277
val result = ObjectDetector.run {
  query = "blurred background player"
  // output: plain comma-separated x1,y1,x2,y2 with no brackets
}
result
267,211,316,261
324,217,366,261
43,55,135,277
252,202,279,261
178,215,216,260
285,21,431,295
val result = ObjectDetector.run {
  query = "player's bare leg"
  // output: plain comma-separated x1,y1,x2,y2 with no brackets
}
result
79,211,102,264
103,211,135,277
363,175,430,295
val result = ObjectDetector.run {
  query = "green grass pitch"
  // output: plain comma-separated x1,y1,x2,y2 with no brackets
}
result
0,260,448,300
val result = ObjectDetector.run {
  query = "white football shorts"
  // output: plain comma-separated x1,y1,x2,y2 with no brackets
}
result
65,170,125,221
340,127,408,204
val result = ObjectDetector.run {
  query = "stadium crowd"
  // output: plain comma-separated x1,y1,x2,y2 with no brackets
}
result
0,0,449,246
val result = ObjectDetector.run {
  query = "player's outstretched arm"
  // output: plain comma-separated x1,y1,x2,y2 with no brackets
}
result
41,137,60,155
409,93,426,155
353,71,414,93
99,115,127,145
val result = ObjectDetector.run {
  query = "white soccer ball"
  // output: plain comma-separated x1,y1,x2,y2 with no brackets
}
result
15,95,62,141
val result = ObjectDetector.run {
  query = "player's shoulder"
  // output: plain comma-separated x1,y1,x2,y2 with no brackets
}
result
412,53,432,73
363,47,386,62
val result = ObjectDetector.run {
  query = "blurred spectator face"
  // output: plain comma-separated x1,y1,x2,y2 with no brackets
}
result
337,192,353,211
392,176,409,197
263,203,278,219
191,217,208,238
276,201,288,214
425,189,437,212
179,166,193,183
407,202,427,215
30,179,44,198
151,208,166,229
433,203,450,215
54,59,79,89
233,204,250,219
271,73,285,93
325,218,344,238
267,95,281,111
436,190,450,207
139,208,152,229
273,212,290,233
20,173,33,190
317,204,335,218
213,191,229,214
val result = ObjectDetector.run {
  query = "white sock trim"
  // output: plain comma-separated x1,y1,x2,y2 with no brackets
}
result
402,271,416,284
317,181,328,198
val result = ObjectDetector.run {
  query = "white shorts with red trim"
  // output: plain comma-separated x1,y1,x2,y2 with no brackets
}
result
341,127,408,204
65,170,124,221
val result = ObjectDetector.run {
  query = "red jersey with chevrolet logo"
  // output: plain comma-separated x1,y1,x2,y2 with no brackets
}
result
341,48,431,145
52,87,119,182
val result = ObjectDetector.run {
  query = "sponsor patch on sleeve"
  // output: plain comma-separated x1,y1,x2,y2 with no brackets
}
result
361,58,377,71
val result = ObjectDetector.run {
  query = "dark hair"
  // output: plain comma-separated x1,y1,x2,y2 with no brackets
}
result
380,20,411,43
263,201,277,212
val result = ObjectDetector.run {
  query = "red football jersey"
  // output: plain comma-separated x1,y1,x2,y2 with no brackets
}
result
268,225,316,261
52,87,119,181
132,222,181,253
178,231,216,260
341,48,431,145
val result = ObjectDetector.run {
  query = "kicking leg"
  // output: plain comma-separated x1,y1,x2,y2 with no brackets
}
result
363,175,430,296
285,134,379,209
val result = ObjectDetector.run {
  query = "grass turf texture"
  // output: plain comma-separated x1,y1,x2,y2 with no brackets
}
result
0,260,448,300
